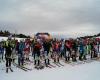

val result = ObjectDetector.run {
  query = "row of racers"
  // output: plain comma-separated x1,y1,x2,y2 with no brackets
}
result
0,37,100,70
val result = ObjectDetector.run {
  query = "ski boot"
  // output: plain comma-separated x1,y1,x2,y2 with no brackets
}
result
6,68,8,73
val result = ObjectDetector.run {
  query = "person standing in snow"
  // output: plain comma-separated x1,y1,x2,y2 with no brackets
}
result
79,41,84,61
11,39,17,63
64,40,71,62
71,40,77,62
83,44,87,60
5,39,13,73
52,40,60,63
33,40,42,66
18,40,25,66
60,40,65,58
24,39,31,61
90,41,96,59
0,41,4,62
43,39,52,66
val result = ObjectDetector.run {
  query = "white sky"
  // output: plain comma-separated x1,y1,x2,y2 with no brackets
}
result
0,0,100,37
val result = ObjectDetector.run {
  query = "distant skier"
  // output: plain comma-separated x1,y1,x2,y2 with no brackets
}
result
60,40,65,58
18,40,25,66
64,40,71,62
52,41,60,63
71,40,77,62
0,42,4,62
11,39,16,63
79,41,84,61
90,41,96,59
43,39,51,66
5,39,13,73
33,39,42,67
24,39,31,61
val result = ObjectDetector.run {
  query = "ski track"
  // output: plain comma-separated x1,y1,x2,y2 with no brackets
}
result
0,60,100,80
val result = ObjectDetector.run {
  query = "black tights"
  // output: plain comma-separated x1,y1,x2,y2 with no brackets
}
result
6,58,12,68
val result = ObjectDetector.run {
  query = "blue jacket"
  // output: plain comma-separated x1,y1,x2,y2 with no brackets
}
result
79,43,84,53
0,47,4,54
19,42,25,51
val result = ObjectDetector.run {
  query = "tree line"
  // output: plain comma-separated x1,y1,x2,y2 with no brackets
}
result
0,30,30,38
79,33,100,39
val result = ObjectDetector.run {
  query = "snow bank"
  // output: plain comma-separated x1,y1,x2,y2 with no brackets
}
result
0,61,100,80
0,37,25,41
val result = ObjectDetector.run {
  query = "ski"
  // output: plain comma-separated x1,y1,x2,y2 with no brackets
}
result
57,62,64,66
34,66,40,70
91,58,99,61
69,61,84,66
48,64,56,68
65,61,72,64
9,68,13,72
69,62,77,66
83,59,93,63
53,62,61,67
40,62,52,68
25,60,34,63
45,65,52,68
21,66,32,71
76,61,85,65
1,68,13,73
24,61,32,65
64,60,76,66
13,63,32,71
34,65,44,70
15,66,28,71
42,63,52,68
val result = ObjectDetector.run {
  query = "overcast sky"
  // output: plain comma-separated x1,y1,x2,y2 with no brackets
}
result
0,0,100,37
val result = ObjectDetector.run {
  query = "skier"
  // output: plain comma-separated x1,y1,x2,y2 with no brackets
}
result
92,41,98,58
87,42,91,55
97,41,100,58
79,41,84,61
15,40,19,57
11,39,16,63
60,40,65,58
96,41,100,53
90,41,95,59
53,41,60,63
0,42,4,62
43,39,51,66
83,44,87,60
71,40,77,62
5,39,13,73
33,39,42,67
64,40,71,62
31,39,35,57
18,40,25,66
24,39,31,61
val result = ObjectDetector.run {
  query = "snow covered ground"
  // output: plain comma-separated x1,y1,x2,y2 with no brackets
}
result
0,37,25,41
0,60,100,80
0,36,100,80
